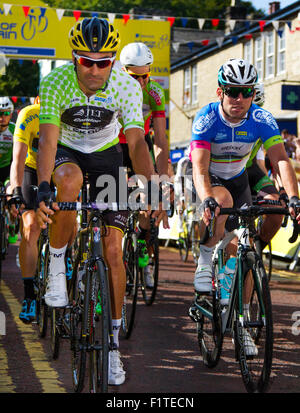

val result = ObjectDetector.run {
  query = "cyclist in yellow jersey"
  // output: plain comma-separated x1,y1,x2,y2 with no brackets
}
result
35,17,168,386
9,98,40,323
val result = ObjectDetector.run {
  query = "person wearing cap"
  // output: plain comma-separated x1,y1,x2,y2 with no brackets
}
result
35,17,168,386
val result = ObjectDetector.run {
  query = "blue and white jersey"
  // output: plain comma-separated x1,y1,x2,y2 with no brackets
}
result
190,102,282,180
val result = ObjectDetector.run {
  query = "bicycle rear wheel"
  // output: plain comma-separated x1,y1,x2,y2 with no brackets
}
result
121,233,138,339
141,236,159,306
234,256,273,393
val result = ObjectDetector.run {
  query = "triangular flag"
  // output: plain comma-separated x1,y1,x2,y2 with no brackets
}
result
56,9,65,21
259,20,266,31
30,97,35,104
244,34,252,39
153,16,161,20
21,97,26,103
216,37,224,48
201,39,209,46
172,42,180,53
277,29,283,38
18,59,23,65
212,19,220,28
32,59,37,64
122,14,130,25
11,96,17,103
73,10,81,21
244,21,250,30
198,18,205,30
286,21,292,31
187,41,194,52
229,19,236,31
272,20,279,31
231,36,238,45
22,6,30,17
91,12,99,18
167,17,175,27
107,13,115,24
3,4,12,16
181,18,188,28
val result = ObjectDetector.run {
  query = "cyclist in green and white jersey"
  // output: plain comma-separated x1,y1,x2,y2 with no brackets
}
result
36,17,168,386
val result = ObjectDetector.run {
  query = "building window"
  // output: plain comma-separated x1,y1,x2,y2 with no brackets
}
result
265,31,274,78
244,40,252,62
277,27,286,74
254,35,263,80
183,67,190,107
191,65,198,105
183,65,198,107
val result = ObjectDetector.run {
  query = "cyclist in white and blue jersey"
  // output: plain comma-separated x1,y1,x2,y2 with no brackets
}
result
190,58,300,295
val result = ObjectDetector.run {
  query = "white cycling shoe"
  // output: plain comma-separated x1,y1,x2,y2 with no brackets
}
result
194,264,213,293
144,265,154,288
109,350,126,386
45,272,68,308
242,328,258,357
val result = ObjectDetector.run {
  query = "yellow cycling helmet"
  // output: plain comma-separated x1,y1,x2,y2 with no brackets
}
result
68,17,120,53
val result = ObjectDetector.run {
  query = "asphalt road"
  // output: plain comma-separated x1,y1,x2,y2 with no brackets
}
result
0,241,300,395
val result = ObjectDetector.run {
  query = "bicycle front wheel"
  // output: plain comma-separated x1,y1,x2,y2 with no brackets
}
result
49,308,60,360
36,242,49,338
121,233,138,339
191,222,200,265
234,256,273,393
178,236,189,262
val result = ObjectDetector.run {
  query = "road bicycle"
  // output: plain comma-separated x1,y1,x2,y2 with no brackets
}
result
46,176,123,393
121,210,160,339
0,183,15,283
189,203,299,393
177,207,200,264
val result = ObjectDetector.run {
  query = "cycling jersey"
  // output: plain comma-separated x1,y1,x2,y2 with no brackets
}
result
0,122,14,168
14,104,40,170
39,63,144,153
118,78,165,144
190,102,283,180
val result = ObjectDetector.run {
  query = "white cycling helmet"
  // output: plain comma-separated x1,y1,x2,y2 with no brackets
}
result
120,42,153,67
218,58,258,87
253,82,265,106
0,96,13,111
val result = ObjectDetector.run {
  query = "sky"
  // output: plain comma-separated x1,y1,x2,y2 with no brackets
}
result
250,0,297,13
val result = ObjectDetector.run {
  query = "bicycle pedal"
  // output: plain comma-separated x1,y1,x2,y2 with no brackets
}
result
188,305,201,322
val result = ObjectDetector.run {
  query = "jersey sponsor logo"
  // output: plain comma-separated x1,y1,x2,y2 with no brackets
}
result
236,131,247,136
20,113,39,130
148,89,162,105
252,108,278,131
192,111,216,135
1,134,12,141
95,96,112,104
215,132,228,141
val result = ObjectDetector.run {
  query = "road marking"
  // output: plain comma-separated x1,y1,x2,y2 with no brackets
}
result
0,340,16,392
1,281,66,393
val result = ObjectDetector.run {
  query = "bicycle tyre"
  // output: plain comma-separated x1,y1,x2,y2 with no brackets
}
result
36,242,49,338
70,260,87,393
121,232,138,339
90,260,109,393
141,236,159,306
178,236,189,262
255,217,272,281
234,255,273,393
50,308,60,360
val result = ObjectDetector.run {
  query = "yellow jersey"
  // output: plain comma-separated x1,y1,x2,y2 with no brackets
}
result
14,104,40,170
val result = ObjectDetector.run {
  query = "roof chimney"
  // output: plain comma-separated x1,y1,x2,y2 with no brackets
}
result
268,2,280,14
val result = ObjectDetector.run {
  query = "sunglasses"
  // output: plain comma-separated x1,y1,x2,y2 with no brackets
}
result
73,52,115,69
127,71,150,80
222,86,255,99
0,111,11,116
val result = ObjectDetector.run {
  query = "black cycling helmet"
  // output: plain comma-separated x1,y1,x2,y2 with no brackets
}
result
68,17,120,53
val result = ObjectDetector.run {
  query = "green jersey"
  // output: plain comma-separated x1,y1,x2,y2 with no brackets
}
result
0,122,14,168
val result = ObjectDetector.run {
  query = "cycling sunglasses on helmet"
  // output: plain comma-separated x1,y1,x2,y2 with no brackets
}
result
222,86,255,99
73,52,115,69
0,111,11,116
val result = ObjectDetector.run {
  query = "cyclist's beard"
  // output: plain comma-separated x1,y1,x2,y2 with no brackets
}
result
221,98,250,122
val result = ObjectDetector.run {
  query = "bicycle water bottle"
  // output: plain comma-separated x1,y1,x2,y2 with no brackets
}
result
219,257,236,305
217,265,227,305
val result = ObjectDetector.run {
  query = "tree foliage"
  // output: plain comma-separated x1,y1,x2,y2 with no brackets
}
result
0,60,39,97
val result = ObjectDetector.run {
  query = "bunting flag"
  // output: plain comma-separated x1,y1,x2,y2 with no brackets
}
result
198,18,205,30
167,17,176,27
259,20,266,31
201,39,209,46
56,8,65,21
172,42,180,53
244,33,252,39
73,10,81,21
122,14,130,25
212,19,220,28
22,6,30,17
216,37,224,48
11,96,18,103
181,18,188,28
229,19,236,31
187,41,194,52
107,13,115,23
3,3,12,15
272,20,279,31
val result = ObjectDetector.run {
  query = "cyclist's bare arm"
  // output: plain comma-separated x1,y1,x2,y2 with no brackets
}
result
191,147,217,225
126,127,156,180
267,143,300,220
152,116,168,176
10,141,28,216
36,123,60,224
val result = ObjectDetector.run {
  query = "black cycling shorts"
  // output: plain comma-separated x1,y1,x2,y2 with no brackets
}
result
247,162,278,197
54,144,128,233
22,165,38,210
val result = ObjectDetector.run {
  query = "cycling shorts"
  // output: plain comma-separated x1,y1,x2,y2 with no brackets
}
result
21,165,38,210
0,164,11,186
54,144,128,233
247,162,278,197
